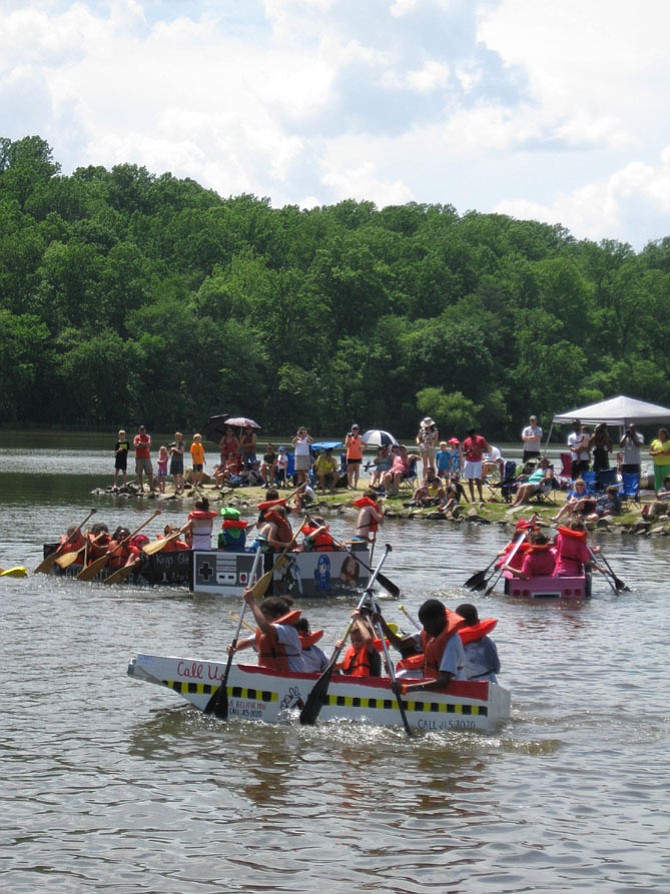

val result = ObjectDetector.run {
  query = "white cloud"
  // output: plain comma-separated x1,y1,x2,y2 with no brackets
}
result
1,1,670,247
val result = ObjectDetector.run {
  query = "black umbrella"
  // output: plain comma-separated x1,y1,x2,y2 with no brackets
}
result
202,414,230,445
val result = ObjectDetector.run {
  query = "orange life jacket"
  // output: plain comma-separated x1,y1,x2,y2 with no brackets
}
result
257,498,287,512
298,629,324,649
264,510,293,546
353,496,381,533
301,522,336,551
341,643,381,677
423,609,466,676
107,541,139,570
254,610,302,671
459,618,498,645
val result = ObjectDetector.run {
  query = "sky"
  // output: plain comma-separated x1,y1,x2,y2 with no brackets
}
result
2,0,670,248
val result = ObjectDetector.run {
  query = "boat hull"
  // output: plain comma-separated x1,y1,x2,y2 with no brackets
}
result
192,543,372,598
127,654,511,733
43,543,372,598
503,570,592,599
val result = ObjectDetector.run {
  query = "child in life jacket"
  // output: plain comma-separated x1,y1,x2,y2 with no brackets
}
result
336,609,381,677
300,516,336,551
218,507,248,551
231,593,306,672
294,617,329,672
455,603,501,683
180,497,217,550
503,530,555,579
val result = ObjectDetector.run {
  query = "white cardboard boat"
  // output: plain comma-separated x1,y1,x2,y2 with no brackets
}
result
127,653,511,733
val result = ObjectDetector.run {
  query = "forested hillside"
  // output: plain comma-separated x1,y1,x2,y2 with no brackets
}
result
2,135,669,439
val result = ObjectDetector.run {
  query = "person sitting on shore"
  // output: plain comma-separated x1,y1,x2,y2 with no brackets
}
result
550,478,596,523
642,475,670,520
369,445,392,488
585,485,622,522
503,530,555,579
510,457,554,506
407,468,445,507
314,448,340,493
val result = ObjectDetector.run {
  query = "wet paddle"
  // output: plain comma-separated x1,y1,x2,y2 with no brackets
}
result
34,509,97,574
464,556,498,592
204,546,264,719
485,531,527,595
597,549,630,592
247,516,307,600
587,547,624,595
0,566,28,578
76,511,161,582
141,530,182,556
371,605,412,737
327,532,400,598
300,545,392,726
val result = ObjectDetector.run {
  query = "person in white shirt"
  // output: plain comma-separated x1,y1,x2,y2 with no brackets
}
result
521,415,543,463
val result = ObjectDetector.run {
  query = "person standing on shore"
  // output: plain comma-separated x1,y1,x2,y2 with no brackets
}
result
521,415,542,464
345,424,366,489
133,425,154,493
169,432,185,495
113,429,130,489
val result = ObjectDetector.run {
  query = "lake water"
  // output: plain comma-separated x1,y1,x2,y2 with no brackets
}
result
1,438,668,893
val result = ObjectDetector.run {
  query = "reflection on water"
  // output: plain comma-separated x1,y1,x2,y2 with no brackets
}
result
1,440,669,892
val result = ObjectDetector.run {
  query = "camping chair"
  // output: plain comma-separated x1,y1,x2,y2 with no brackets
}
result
557,452,573,487
580,471,597,495
619,471,640,507
497,460,519,503
399,458,419,492
595,467,619,493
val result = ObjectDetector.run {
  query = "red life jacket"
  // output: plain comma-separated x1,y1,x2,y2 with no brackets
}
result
254,610,302,671
107,541,139,570
301,522,336,551
423,609,466,676
264,510,293,546
257,498,287,512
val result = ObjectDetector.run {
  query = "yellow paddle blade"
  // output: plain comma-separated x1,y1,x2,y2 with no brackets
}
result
76,554,110,581
55,549,85,569
142,533,180,556
0,566,28,578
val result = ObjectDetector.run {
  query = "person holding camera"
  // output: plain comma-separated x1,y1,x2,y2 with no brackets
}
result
619,424,644,476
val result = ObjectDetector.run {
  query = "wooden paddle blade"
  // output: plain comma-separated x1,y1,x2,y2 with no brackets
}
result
76,554,110,581
55,549,85,569
142,534,179,556
103,563,138,585
33,551,61,574
249,569,274,600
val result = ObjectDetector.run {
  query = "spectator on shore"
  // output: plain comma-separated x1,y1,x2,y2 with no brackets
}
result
113,429,130,489
619,425,644,477
649,428,670,493
345,424,366,489
568,420,591,478
133,425,154,493
169,432,185,495
521,415,543,464
462,428,490,502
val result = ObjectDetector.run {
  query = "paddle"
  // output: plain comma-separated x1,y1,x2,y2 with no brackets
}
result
587,546,625,595
299,544,392,726
485,531,527,595
398,603,421,631
464,555,498,592
325,528,400,598
76,511,161,581
597,548,630,592
34,509,97,574
0,566,28,578
247,516,307,600
229,611,257,635
103,562,139,586
370,602,412,737
141,530,182,556
204,546,265,719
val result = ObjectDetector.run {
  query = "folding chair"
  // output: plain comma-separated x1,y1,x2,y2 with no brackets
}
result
595,467,619,493
399,459,419,492
498,460,519,503
619,472,640,507
580,471,597,495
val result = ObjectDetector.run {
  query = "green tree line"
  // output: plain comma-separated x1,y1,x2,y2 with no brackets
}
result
2,135,669,439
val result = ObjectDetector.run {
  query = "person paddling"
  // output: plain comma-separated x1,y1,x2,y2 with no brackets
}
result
229,593,306,672
335,609,381,677
455,603,501,683
353,491,384,542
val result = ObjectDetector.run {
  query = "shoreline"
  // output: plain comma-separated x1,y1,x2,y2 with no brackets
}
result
91,481,668,538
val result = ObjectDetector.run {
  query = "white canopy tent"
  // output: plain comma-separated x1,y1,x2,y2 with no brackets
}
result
552,395,670,427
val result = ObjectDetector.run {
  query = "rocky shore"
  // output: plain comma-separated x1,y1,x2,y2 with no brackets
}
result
91,480,669,538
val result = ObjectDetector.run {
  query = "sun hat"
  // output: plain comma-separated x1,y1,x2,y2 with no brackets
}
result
448,437,460,445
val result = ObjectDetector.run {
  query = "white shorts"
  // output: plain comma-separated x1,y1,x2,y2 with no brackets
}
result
463,460,482,479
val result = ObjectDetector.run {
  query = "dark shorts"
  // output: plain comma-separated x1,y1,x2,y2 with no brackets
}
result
115,456,128,470
523,451,540,464
347,459,361,466
192,464,203,472
170,459,184,475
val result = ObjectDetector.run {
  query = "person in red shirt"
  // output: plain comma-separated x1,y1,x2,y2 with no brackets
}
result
461,427,490,502
133,425,154,493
